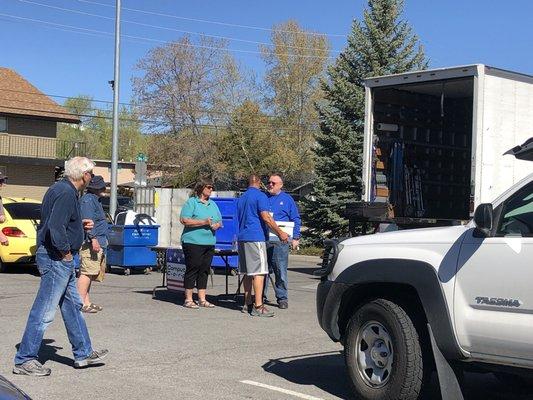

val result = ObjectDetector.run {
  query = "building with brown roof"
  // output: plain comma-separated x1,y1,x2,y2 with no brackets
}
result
0,67,85,199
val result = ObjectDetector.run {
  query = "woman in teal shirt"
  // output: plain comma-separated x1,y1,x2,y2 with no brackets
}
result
180,179,222,309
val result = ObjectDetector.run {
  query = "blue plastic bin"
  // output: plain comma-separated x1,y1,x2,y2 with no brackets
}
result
214,197,238,218
106,245,157,267
214,217,238,244
212,243,239,269
108,225,159,246
212,198,239,270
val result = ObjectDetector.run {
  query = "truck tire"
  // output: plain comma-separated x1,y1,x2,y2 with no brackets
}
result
344,299,426,400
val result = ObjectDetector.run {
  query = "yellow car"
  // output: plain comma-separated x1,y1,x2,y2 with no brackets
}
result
0,197,40,272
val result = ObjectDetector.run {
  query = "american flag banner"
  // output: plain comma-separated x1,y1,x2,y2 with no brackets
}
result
166,248,186,292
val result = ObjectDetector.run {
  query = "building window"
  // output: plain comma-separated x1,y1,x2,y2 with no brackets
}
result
0,116,6,132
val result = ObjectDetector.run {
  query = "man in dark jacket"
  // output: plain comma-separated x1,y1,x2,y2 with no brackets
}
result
13,157,108,376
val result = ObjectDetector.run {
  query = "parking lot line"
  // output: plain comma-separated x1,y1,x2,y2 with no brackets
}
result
240,380,325,400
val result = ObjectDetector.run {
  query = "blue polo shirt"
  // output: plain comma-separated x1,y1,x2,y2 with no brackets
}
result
180,196,221,246
267,191,301,239
237,187,269,242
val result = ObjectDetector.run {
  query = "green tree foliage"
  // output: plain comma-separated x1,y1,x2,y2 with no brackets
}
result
302,0,427,240
145,126,225,187
261,20,330,175
58,96,146,161
219,100,282,179
133,36,256,184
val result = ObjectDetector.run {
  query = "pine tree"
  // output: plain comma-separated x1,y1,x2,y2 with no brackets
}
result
302,0,427,240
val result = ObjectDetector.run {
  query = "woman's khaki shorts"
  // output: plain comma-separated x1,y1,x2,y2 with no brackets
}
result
80,242,106,280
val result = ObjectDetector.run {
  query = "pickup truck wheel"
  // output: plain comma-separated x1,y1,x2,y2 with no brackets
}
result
345,299,425,400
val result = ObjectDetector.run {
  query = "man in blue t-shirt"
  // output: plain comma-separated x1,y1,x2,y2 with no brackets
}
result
265,173,301,309
237,174,288,317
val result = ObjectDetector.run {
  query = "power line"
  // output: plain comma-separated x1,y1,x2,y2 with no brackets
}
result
0,103,319,132
78,0,346,38
0,103,158,124
0,87,321,127
0,12,335,60
16,0,341,54
0,12,157,45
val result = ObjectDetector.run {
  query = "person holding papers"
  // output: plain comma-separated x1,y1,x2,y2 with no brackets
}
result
265,173,301,309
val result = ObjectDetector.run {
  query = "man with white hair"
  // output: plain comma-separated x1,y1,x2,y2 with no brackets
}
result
13,157,109,376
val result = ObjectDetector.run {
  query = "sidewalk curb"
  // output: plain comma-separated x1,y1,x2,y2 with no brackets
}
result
289,254,321,263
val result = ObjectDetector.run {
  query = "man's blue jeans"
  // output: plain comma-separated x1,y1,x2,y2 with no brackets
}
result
265,241,290,302
14,246,93,365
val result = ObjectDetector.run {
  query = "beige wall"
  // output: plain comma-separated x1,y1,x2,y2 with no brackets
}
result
93,165,163,186
93,165,136,185
1,164,56,200
6,116,57,138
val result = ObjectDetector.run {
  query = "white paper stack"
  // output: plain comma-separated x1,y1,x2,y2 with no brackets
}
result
269,221,294,241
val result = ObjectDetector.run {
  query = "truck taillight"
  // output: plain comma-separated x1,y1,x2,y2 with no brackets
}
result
2,227,26,237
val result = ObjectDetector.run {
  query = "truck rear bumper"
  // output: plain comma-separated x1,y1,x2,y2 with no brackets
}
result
316,280,350,342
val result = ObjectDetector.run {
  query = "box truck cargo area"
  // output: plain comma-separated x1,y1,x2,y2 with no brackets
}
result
350,65,533,230
371,77,474,220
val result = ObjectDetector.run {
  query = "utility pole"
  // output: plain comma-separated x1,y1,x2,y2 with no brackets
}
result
109,0,121,218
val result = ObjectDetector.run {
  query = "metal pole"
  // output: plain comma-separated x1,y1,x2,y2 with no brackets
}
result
109,0,121,218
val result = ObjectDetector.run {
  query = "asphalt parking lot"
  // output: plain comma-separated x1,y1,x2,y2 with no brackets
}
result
0,256,532,400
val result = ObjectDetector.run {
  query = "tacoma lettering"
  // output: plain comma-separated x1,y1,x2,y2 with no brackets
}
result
475,297,522,308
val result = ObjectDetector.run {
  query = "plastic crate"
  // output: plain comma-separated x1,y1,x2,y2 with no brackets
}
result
106,245,157,267
107,225,159,247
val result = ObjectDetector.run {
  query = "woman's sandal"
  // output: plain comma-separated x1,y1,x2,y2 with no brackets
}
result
81,304,98,313
89,303,103,311
183,300,199,309
198,300,215,308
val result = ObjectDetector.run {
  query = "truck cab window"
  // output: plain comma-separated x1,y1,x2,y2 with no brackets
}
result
497,182,533,237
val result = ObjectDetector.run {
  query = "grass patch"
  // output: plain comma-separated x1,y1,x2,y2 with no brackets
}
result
292,246,323,257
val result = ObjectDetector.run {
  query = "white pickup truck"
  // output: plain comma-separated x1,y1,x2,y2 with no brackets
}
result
316,140,533,399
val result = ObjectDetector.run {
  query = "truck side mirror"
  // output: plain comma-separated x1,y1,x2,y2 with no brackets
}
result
473,203,494,237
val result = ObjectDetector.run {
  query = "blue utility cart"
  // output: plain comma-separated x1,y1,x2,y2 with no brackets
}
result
106,224,159,275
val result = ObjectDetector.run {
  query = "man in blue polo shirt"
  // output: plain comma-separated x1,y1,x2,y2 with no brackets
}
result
265,173,301,309
237,174,288,317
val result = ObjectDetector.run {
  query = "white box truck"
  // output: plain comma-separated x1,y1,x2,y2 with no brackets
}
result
352,64,533,227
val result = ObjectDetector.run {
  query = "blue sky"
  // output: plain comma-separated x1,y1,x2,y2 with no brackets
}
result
1,0,532,107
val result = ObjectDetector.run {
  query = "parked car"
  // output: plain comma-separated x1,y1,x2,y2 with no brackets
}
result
0,197,40,272
0,374,31,399
99,195,134,214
